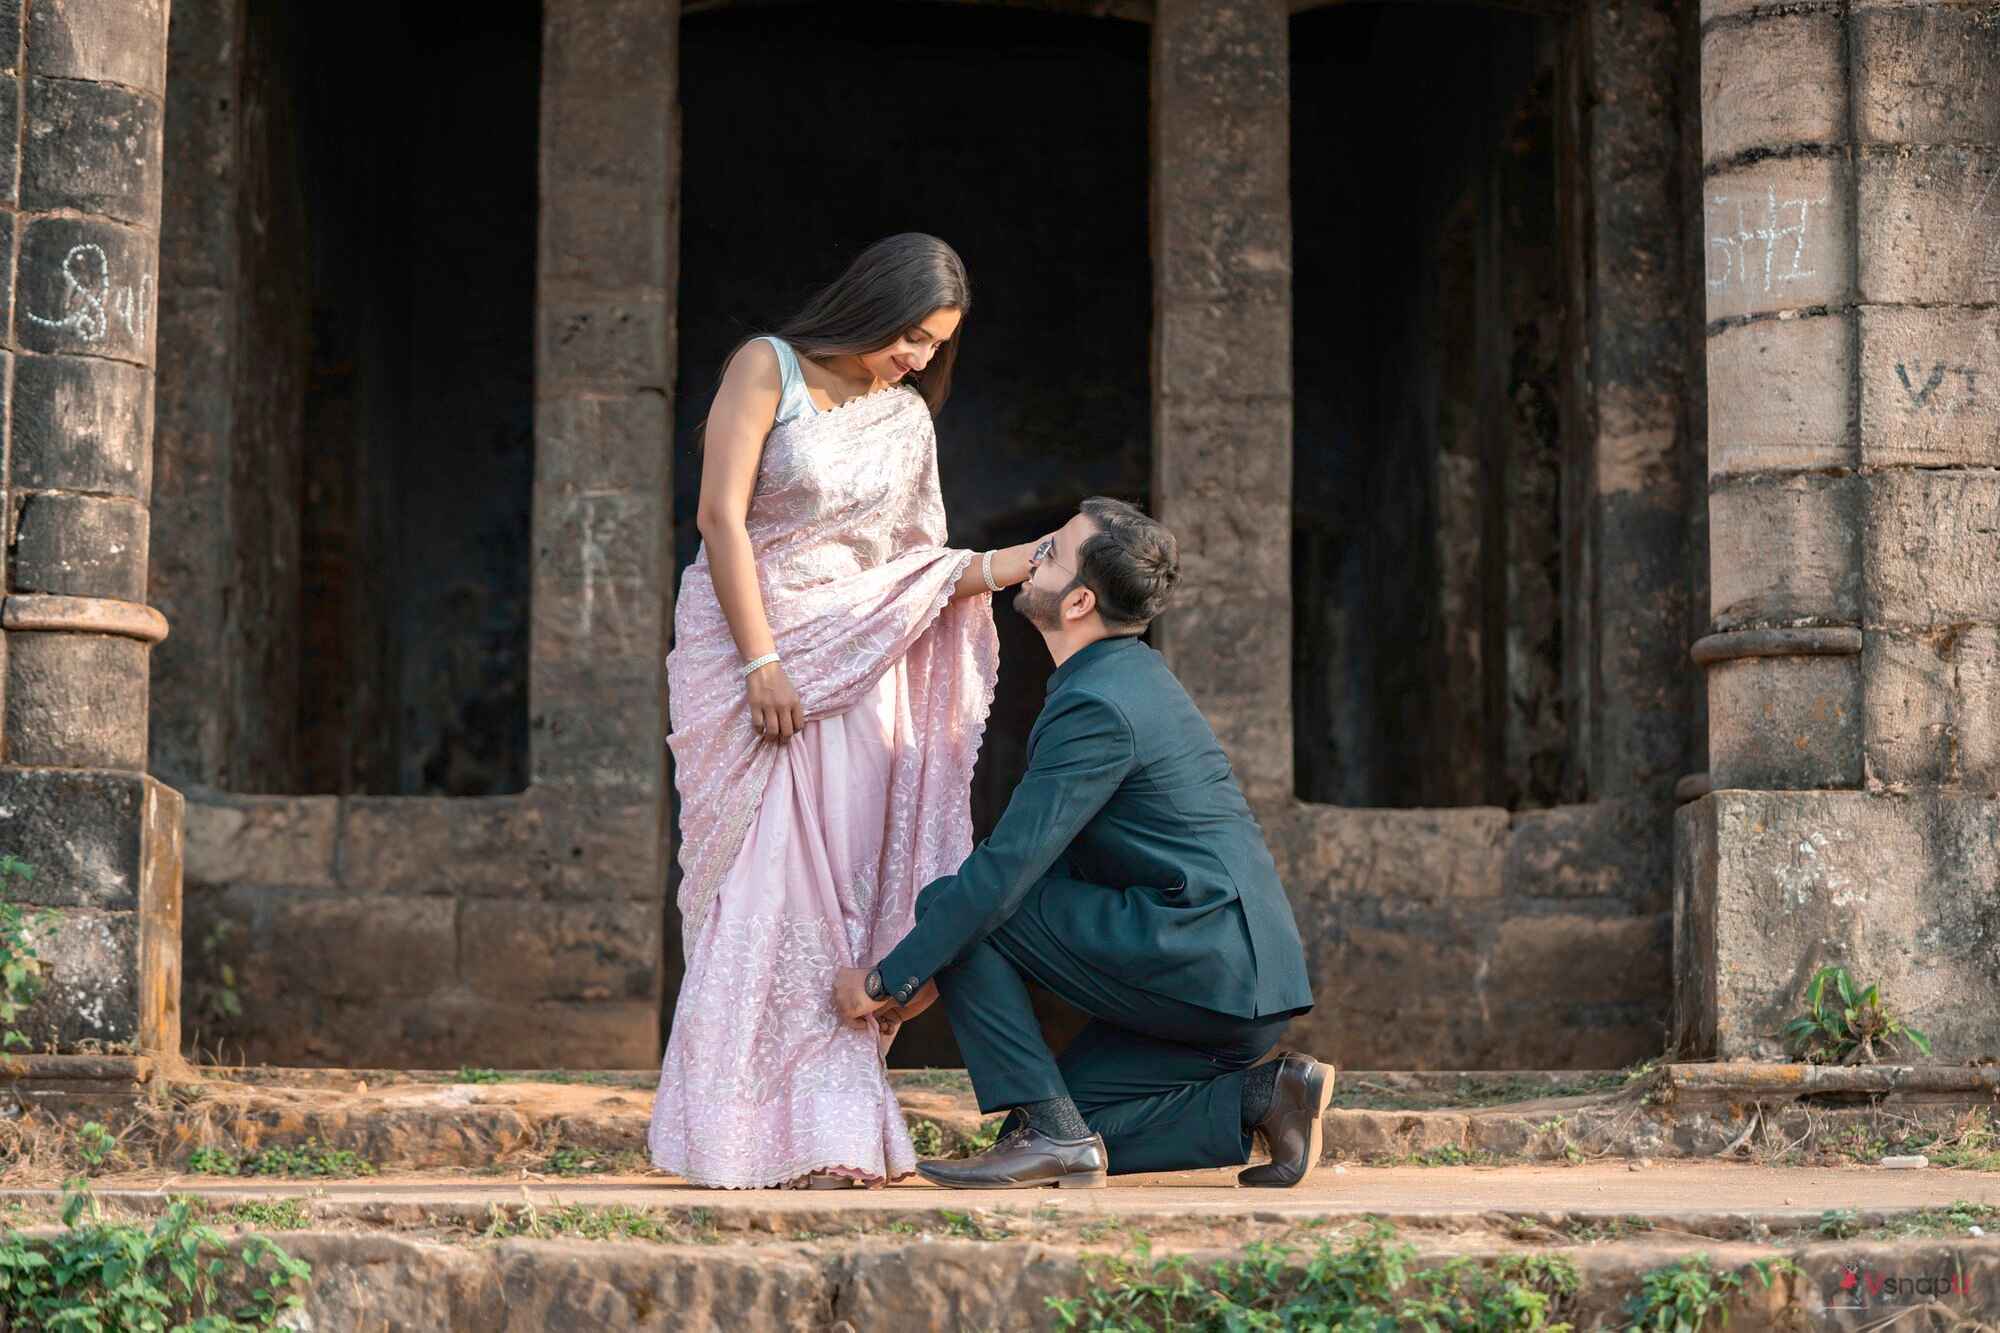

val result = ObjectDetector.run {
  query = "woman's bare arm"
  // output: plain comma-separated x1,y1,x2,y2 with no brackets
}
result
695,341,806,741
952,539,1041,599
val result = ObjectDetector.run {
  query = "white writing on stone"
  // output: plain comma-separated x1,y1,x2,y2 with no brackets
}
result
1707,188,1822,294
24,243,152,343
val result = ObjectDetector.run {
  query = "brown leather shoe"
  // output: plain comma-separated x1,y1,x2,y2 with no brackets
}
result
1237,1053,1336,1188
915,1126,1107,1190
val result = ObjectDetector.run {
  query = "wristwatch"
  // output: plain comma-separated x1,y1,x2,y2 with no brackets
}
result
864,968,886,1001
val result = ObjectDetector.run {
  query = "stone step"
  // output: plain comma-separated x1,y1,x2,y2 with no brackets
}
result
1,1166,1992,1331
7,1063,1994,1176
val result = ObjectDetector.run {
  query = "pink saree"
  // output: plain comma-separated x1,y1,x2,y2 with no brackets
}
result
648,385,999,1188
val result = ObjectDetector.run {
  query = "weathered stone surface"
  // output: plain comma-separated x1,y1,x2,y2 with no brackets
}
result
1493,914,1672,1009
14,215,156,362
12,908,140,1051
530,490,662,664
27,0,168,95
21,75,164,224
1706,312,1851,477
0,72,21,205
1706,653,1863,790
459,899,659,1003
1864,625,2000,790
1707,474,1861,629
11,492,149,600
1503,799,1675,906
4,631,148,769
183,795,337,891
1676,790,2000,1061
1152,0,1292,810
1858,147,2000,305
1855,4,2000,146
1274,802,1671,1069
199,888,456,1002
540,92,673,207
1703,157,1848,323
529,659,666,792
339,797,538,896
537,297,670,390
1700,11,1842,167
136,777,182,1058
534,393,670,495
543,0,681,91
1858,304,2000,468
0,768,167,909
1866,469,2000,626
9,351,154,495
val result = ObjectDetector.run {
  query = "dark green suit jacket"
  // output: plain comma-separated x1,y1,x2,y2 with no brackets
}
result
876,635,1313,1021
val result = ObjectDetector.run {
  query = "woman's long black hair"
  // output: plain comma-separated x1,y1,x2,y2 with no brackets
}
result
743,233,972,418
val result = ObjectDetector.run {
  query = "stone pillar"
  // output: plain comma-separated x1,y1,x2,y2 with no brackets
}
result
1678,0,2000,1059
1148,0,1293,809
0,0,182,1057
529,0,678,1014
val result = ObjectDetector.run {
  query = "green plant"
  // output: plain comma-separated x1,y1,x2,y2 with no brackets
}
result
908,1118,947,1157
1398,1144,1496,1167
1048,1227,1579,1331
1817,1208,1860,1240
456,1066,505,1084
74,1121,119,1172
0,858,55,1052
961,1117,1004,1156
0,1180,310,1329
938,1209,1008,1241
1782,965,1932,1065
187,920,245,1046
544,1145,606,1176
483,1202,692,1243
1623,1255,1796,1332
188,1147,242,1176
240,1139,375,1178
226,1199,311,1231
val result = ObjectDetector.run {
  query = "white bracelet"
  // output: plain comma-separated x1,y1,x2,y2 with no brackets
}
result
740,652,780,678
981,550,1000,593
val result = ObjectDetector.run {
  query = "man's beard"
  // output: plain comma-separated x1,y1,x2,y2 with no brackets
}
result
1012,581,1064,633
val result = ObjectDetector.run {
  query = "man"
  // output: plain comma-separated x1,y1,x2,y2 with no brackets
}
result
833,497,1330,1189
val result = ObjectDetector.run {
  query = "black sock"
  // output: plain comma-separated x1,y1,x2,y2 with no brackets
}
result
1019,1096,1089,1141
1241,1061,1280,1129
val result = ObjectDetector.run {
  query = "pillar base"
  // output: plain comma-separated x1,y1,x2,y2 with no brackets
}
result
0,769,182,1057
1674,789,2000,1062
0,1053,154,1114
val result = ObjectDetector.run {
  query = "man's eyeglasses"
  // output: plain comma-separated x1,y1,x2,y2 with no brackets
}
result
1032,536,1075,578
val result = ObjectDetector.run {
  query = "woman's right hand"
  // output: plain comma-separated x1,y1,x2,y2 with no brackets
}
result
746,661,806,742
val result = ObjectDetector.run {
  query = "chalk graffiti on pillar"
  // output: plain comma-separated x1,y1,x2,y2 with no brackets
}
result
1706,188,1823,294
23,243,152,343
1895,362,1981,410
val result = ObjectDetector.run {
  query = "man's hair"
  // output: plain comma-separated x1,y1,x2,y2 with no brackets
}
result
1074,497,1180,630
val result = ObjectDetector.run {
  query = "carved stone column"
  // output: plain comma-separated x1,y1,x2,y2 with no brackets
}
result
1678,0,2000,1059
0,0,182,1059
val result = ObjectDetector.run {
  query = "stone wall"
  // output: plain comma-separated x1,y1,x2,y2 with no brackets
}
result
181,793,659,1066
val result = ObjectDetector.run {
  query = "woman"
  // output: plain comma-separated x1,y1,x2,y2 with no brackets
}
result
648,234,1039,1188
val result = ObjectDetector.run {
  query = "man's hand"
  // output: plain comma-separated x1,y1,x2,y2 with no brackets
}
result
833,966,889,1024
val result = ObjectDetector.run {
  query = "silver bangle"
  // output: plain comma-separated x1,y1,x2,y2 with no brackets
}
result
981,550,1000,593
740,652,780,678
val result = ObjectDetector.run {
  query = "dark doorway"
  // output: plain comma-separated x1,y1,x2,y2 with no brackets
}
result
1290,4,1570,811
287,1,541,797
672,2,1151,1064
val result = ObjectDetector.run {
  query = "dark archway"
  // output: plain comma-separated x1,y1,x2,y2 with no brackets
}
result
1291,3,1570,811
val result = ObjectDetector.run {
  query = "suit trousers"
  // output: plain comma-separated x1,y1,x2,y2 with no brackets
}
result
930,875,1291,1176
